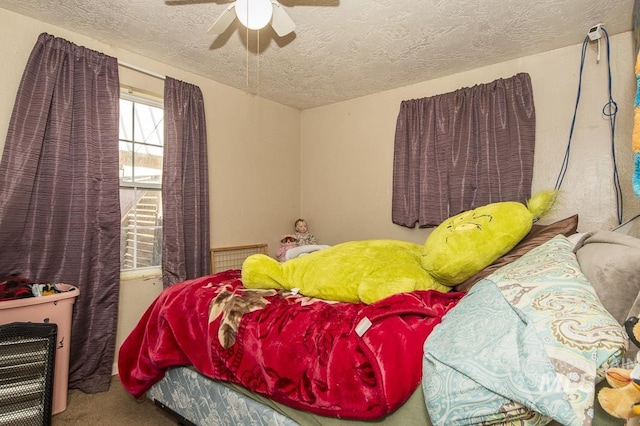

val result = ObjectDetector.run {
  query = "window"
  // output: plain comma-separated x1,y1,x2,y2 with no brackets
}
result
119,95,164,271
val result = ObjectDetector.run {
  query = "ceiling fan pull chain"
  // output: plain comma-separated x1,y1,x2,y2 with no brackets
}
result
246,24,250,88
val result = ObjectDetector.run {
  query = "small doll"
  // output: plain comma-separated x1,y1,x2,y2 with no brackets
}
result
295,218,317,246
277,234,298,262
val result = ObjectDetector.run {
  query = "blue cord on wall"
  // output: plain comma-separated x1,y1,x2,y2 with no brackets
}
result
553,36,588,193
602,28,623,225
554,26,623,225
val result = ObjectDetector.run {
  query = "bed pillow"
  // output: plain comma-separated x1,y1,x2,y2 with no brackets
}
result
453,214,579,292
575,231,640,325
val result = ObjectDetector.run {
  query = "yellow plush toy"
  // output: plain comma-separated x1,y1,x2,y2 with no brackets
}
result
243,239,447,304
598,366,640,421
421,192,556,285
242,191,557,304
598,317,640,422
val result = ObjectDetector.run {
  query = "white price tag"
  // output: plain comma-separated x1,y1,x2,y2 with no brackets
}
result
355,317,372,337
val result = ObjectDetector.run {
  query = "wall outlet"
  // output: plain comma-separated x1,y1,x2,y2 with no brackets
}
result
588,23,603,41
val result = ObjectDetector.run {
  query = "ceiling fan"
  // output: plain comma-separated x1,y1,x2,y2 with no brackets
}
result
208,0,296,37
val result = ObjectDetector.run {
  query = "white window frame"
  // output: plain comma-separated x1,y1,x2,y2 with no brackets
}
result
119,92,164,273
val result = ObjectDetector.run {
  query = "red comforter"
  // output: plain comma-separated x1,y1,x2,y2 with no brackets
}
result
118,270,462,419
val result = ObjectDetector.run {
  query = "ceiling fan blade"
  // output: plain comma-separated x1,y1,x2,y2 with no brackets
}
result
270,1,295,37
207,3,237,35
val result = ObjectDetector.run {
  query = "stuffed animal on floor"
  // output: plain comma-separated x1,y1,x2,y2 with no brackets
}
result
242,191,557,304
598,367,640,422
598,316,640,422
628,317,640,349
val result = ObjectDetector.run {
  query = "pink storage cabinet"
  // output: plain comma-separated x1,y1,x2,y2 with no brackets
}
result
0,284,80,415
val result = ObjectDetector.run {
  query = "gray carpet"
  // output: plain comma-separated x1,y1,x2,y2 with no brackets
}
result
52,375,178,425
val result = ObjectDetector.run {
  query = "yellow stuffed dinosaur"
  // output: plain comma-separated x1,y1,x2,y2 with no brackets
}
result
242,191,557,304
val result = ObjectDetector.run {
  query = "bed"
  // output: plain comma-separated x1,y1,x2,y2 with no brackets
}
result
118,214,640,426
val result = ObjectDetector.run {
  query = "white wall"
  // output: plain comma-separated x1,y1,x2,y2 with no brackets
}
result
300,32,640,245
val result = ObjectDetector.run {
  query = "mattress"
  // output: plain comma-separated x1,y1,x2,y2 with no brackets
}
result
147,366,297,426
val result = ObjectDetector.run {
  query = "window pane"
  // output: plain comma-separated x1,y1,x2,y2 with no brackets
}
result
119,141,133,183
133,103,163,145
119,95,164,272
133,143,163,184
119,99,133,141
120,188,163,270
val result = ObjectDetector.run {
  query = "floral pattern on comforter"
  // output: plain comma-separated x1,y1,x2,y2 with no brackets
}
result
118,270,463,420
422,236,627,426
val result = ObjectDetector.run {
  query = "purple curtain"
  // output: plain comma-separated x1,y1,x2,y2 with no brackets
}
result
0,33,120,392
392,73,536,227
162,77,210,287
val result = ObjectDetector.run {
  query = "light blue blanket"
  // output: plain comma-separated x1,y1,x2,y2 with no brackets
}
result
422,236,627,426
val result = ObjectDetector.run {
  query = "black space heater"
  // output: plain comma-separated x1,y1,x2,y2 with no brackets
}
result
0,322,57,426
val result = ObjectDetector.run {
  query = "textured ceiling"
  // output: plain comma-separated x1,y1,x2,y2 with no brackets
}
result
0,0,634,110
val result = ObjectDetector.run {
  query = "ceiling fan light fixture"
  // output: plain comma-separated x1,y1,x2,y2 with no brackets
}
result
235,0,273,30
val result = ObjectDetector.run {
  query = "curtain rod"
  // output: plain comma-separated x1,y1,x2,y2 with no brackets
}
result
118,61,165,81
